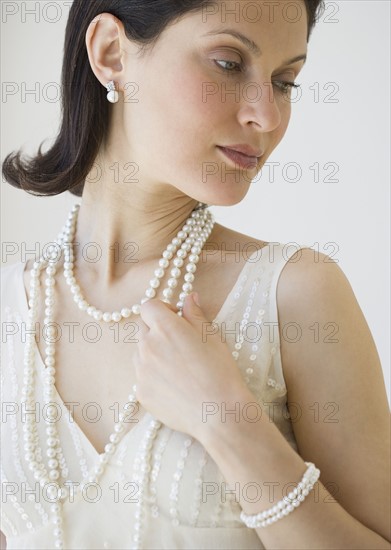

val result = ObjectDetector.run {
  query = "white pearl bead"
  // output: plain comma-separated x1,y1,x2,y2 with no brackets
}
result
162,288,173,298
145,288,156,298
112,311,122,322
149,278,160,289
173,257,184,267
158,258,169,268
104,443,115,454
114,423,124,433
154,268,164,278
107,90,119,103
93,310,103,321
121,308,131,318
182,283,193,293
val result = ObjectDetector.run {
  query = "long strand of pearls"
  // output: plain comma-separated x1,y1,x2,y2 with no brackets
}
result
131,417,162,549
21,201,215,549
22,252,68,549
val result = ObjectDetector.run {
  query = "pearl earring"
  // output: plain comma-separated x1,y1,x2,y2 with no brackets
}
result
106,80,119,103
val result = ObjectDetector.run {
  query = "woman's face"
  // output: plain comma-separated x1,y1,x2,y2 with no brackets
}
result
115,0,308,206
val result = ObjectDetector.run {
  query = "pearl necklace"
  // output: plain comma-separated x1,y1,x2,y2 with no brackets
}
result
62,202,213,320
21,202,215,549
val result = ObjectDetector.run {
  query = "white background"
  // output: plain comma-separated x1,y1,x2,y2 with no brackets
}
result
1,1,390,405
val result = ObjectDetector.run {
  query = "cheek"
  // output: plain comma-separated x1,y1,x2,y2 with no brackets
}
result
164,68,222,131
137,67,221,168
267,98,291,151
125,67,219,179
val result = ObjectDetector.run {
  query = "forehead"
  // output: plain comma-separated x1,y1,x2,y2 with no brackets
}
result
201,0,307,23
170,0,308,49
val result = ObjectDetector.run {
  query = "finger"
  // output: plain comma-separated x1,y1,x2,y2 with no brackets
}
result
139,297,179,329
136,315,150,343
181,292,212,331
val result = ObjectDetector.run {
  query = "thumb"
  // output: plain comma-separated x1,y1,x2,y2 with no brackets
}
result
181,292,209,325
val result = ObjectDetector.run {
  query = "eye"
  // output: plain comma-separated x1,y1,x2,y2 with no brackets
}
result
213,59,243,73
213,59,301,94
273,81,301,94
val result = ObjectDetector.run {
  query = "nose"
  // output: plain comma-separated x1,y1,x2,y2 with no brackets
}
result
238,81,282,132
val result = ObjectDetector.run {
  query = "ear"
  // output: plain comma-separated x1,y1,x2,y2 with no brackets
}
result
85,12,126,90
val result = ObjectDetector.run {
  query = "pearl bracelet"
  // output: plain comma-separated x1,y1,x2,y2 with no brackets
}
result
240,461,320,528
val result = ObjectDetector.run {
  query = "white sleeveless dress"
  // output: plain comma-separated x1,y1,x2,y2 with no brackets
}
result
1,242,310,549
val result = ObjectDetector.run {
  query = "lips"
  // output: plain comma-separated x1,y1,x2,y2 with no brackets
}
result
221,144,264,157
217,146,260,170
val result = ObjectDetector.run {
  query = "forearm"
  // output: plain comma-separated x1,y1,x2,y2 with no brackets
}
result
199,388,391,550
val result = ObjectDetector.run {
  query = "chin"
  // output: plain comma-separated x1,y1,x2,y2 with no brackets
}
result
194,187,250,208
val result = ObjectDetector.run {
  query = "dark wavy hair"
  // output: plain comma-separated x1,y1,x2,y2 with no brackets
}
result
2,0,325,198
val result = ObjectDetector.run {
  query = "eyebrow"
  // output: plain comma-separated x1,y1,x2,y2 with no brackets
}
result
202,28,307,66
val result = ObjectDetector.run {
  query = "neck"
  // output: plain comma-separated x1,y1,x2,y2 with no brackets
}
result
71,179,207,287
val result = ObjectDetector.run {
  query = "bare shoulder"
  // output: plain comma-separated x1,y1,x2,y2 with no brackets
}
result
276,247,350,305
275,247,365,336
209,222,268,258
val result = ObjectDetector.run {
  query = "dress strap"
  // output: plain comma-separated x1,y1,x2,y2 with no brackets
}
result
265,242,313,393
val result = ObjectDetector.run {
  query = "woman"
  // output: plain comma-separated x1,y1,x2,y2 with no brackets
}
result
1,1,390,549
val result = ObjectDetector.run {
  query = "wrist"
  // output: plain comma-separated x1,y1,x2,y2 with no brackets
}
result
196,383,259,450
